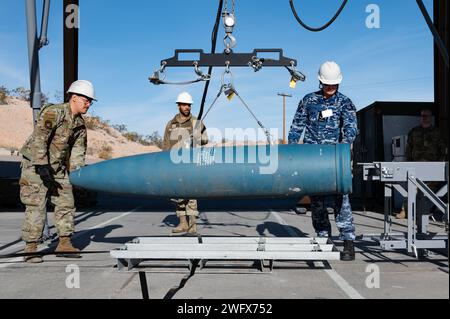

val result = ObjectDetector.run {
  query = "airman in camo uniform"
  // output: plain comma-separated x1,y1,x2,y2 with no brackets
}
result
396,109,447,219
163,92,208,235
288,62,358,261
19,80,95,263
405,109,446,162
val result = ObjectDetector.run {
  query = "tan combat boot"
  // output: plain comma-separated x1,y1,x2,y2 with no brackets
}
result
187,216,197,235
24,242,43,263
172,215,189,233
55,236,82,258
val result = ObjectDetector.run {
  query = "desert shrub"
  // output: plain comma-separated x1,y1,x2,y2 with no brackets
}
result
112,124,127,133
85,115,116,136
0,86,9,104
9,87,48,105
98,143,113,160
0,92,6,104
123,132,139,143
11,87,30,101
85,116,103,130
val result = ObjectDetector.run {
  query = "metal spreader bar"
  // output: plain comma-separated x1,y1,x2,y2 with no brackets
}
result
159,49,297,68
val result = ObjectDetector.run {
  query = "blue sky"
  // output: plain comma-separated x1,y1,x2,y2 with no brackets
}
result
0,0,435,140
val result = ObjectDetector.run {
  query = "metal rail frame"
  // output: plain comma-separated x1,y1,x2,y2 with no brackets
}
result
361,162,449,258
111,235,341,299
111,236,340,272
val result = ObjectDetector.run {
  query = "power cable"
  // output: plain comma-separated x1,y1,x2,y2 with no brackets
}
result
197,0,224,121
289,0,348,32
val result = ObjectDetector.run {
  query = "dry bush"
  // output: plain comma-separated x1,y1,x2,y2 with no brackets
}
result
0,92,6,105
0,86,8,104
123,132,139,143
98,143,113,160
84,115,117,138
85,116,102,130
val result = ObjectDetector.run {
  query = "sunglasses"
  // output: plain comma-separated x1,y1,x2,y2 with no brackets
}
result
77,95,94,105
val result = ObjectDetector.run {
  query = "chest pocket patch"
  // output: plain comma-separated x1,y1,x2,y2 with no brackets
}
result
43,111,57,130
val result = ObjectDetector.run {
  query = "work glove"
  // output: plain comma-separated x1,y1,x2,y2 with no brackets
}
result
35,165,52,181
35,165,62,189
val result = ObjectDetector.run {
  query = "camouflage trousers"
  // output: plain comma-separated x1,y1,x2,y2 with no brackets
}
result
171,199,199,217
310,194,355,241
19,159,75,243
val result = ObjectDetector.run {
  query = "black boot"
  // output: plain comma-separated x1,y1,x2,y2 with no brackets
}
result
340,240,355,261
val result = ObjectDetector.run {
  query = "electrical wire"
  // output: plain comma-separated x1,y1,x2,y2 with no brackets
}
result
289,0,348,32
197,0,224,121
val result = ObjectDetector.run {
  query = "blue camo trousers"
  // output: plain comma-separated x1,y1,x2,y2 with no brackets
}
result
310,194,355,241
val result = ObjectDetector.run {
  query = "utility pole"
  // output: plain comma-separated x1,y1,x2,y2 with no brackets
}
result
278,93,292,144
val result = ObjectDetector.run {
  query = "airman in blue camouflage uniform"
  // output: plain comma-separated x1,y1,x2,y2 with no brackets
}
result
288,61,358,261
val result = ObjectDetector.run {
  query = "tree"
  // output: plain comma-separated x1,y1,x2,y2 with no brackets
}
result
11,87,30,101
147,131,163,149
112,124,127,133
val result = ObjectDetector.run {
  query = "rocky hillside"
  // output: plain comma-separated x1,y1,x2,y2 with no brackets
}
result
0,97,160,163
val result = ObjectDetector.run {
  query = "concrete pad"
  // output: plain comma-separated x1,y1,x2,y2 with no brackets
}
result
0,196,448,299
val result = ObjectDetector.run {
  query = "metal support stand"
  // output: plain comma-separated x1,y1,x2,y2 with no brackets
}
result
138,271,149,300
361,162,449,258
114,236,339,299
111,236,340,272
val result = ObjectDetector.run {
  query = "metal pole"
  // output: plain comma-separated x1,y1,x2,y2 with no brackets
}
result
39,0,51,48
25,0,42,124
63,0,79,101
25,0,52,241
433,0,449,160
278,93,292,144
138,272,149,299
416,0,449,68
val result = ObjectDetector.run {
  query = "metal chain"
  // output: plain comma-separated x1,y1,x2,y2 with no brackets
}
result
233,89,272,144
195,85,225,127
220,62,234,87
196,70,272,145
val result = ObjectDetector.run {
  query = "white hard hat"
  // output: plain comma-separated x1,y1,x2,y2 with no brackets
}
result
318,61,343,85
67,80,96,101
176,92,193,104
